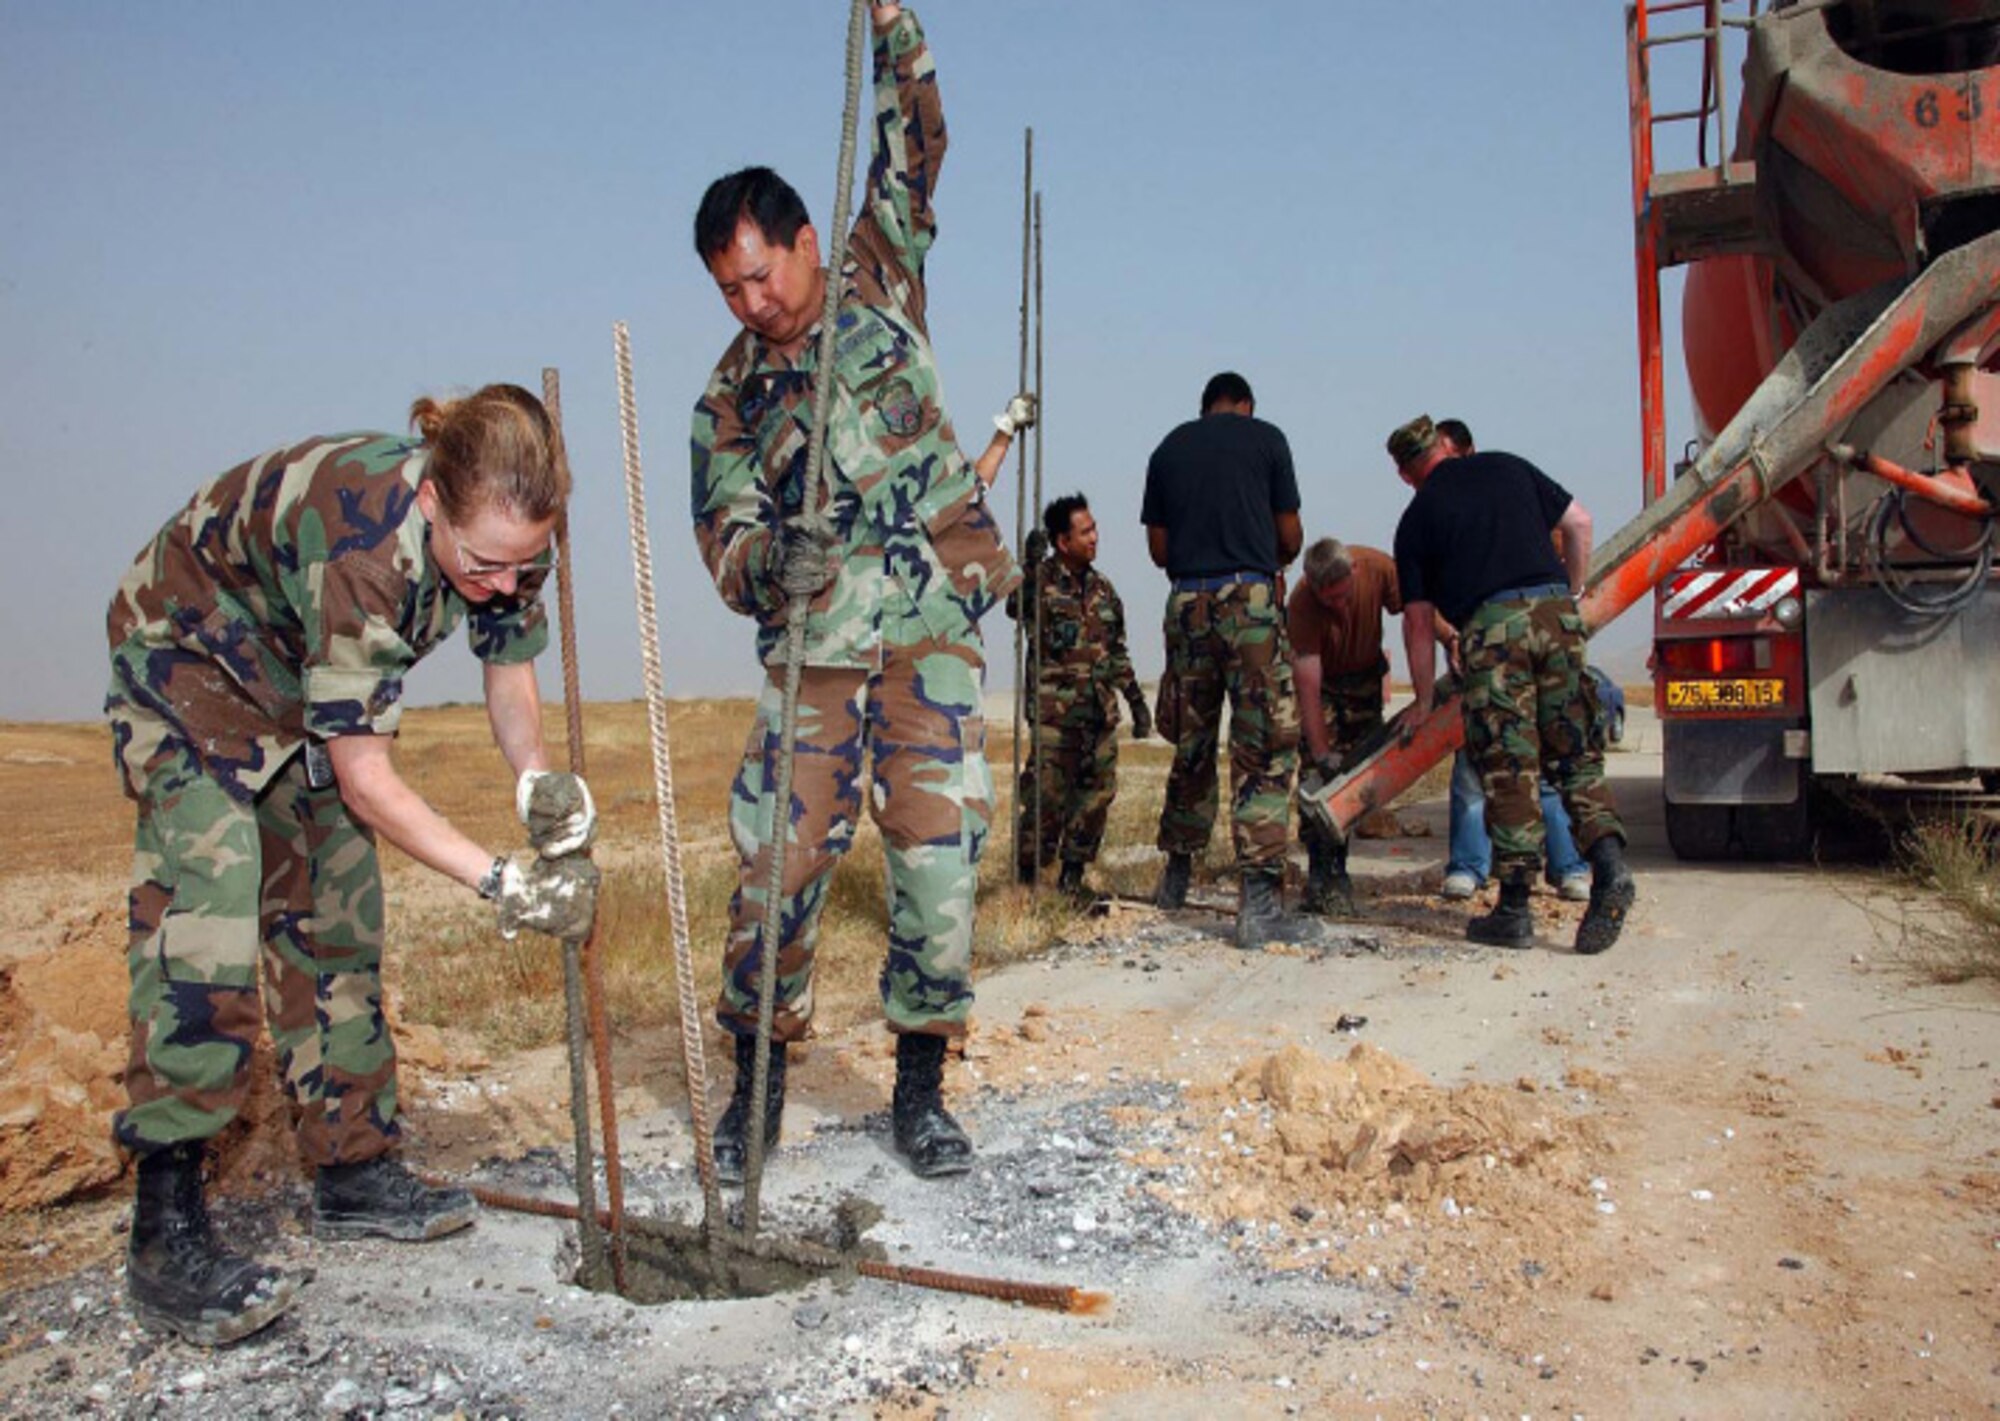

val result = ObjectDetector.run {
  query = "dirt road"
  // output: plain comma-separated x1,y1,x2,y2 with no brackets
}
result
3,710,1996,1417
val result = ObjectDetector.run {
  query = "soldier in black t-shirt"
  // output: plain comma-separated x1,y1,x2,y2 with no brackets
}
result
1140,371,1313,949
1388,414,1636,955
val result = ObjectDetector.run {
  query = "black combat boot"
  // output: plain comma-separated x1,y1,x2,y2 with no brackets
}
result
1235,867,1324,949
712,1033,787,1186
1056,859,1091,903
1014,857,1038,886
1300,838,1357,917
1575,834,1637,955
313,1155,477,1241
891,1033,973,1178
1153,852,1192,910
128,1142,299,1346
1466,874,1535,947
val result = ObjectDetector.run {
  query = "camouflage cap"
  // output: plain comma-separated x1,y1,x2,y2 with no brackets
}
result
1387,415,1437,467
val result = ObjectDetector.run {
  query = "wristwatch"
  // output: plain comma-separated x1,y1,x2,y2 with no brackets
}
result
476,855,507,901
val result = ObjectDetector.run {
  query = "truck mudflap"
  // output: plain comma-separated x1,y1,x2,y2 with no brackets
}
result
1300,226,2000,839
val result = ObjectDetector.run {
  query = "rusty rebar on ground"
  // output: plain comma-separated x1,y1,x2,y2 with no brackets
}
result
442,1181,1110,1315
542,365,627,1290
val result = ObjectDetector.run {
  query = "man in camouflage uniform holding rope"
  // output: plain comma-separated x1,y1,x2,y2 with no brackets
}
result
1009,494,1152,899
1387,414,1636,954
691,1,1022,1181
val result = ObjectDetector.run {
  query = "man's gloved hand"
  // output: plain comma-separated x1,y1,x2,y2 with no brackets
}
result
777,523,836,601
494,851,601,942
516,770,597,858
1023,529,1050,565
1128,696,1154,741
1296,762,1338,840
994,392,1038,438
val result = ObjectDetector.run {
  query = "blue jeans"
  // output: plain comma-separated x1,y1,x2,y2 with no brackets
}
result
1446,749,1586,884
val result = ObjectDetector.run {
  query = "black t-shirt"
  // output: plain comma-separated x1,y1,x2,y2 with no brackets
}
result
1140,412,1301,578
1392,450,1573,626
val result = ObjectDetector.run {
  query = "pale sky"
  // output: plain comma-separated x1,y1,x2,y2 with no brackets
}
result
1,2,1702,723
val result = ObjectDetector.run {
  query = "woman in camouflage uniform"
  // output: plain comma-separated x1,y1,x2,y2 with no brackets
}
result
104,384,596,1344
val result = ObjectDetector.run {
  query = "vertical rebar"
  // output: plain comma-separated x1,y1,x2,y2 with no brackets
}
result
613,323,724,1239
540,366,627,1290
1029,190,1045,891
1010,126,1033,883
560,936,605,1284
742,0,870,1236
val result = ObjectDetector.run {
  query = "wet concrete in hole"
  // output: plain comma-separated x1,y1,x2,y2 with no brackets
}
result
576,1196,886,1304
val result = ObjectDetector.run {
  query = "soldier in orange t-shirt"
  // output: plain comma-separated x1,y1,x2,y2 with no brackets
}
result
1286,538,1405,914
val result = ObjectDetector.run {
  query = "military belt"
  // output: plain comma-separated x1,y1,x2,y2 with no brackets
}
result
1478,581,1570,610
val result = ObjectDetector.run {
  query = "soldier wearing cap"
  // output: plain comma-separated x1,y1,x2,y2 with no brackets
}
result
1142,371,1312,949
1387,415,1636,953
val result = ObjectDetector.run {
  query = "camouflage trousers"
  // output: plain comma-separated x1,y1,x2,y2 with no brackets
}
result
109,692,398,1166
722,604,991,1043
1460,592,1624,879
1015,709,1117,873
1154,580,1300,872
1298,664,1387,850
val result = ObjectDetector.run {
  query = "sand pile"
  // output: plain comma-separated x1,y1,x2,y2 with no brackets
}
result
1141,1041,1612,1299
0,934,130,1211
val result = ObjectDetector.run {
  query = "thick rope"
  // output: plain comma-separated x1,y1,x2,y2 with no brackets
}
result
1029,190,1046,889
614,321,724,1238
1010,127,1033,882
742,0,870,1234
541,366,627,1290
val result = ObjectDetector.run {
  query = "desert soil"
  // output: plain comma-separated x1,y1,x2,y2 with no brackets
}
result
2,707,1996,1419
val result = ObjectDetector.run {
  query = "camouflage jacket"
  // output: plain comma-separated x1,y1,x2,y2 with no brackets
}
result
689,7,1018,670
1007,557,1142,727
105,433,549,798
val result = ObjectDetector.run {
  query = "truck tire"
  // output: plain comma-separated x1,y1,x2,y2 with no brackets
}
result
1737,794,1811,860
1664,800,1734,860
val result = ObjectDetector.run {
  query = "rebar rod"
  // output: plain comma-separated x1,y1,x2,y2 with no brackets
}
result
1010,126,1033,878
541,366,628,1290
1028,189,1045,892
614,321,724,1238
440,1180,1111,1315
742,0,869,1235
560,936,606,1284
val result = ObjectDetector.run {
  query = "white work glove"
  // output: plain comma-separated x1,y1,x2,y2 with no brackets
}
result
516,770,597,858
994,392,1038,438
493,852,601,942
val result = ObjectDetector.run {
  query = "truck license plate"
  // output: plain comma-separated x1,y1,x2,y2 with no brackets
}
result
1665,678,1785,711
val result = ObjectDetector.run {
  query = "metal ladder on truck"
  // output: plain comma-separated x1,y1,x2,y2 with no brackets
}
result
1303,0,2000,838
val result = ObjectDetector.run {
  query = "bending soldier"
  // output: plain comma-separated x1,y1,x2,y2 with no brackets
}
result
1388,414,1637,953
1009,494,1152,899
1288,536,1407,917
104,385,597,1345
690,2,1022,1181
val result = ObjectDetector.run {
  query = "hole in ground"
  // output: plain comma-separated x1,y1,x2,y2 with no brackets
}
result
571,1197,884,1304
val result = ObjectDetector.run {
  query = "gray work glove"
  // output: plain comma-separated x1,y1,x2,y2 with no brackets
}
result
515,770,597,858
1023,529,1050,565
494,851,601,943
776,523,837,600
994,392,1038,437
